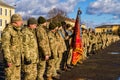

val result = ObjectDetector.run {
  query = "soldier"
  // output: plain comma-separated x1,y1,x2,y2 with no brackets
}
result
60,21,72,71
36,16,51,80
55,23,67,74
47,22,60,80
22,17,38,80
82,28,89,60
101,33,107,49
65,24,74,69
2,14,23,80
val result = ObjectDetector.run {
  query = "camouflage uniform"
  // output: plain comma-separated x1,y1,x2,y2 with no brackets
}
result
66,29,73,66
101,33,107,49
82,29,89,60
22,18,38,80
55,30,66,71
36,25,51,80
87,31,97,55
2,14,23,80
47,23,59,79
96,33,103,50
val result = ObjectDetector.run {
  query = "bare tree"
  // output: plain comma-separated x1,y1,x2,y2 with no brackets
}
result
47,8,67,19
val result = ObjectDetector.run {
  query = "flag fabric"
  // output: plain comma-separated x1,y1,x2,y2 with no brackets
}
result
72,9,83,65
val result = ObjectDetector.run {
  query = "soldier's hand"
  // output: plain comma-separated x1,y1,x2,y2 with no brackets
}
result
24,58,32,65
7,63,12,67
45,55,49,60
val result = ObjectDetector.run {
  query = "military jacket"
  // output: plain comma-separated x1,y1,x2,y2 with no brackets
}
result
22,27,38,64
36,25,51,58
2,24,22,66
82,32,89,47
55,31,67,53
48,31,58,56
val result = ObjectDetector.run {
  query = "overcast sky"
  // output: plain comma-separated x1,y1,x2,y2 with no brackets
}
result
3,0,120,28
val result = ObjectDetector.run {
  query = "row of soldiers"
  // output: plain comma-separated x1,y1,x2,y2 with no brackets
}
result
82,28,120,59
1,13,120,80
1,14,76,80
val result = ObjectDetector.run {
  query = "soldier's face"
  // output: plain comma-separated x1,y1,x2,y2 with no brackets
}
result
58,26,62,30
29,24,37,29
14,21,23,27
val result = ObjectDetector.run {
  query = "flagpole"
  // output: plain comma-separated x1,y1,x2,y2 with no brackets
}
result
78,8,82,26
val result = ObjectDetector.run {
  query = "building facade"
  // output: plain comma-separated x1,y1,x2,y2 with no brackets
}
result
95,24,120,35
0,0,15,32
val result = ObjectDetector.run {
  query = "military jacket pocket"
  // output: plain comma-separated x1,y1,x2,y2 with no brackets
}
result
10,45,20,66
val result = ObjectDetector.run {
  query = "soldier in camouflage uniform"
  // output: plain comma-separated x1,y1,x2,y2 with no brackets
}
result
2,14,23,80
87,29,96,55
36,16,51,80
60,22,72,71
55,23,67,74
22,18,38,80
65,24,74,69
47,22,60,80
101,33,107,49
82,28,89,60
96,33,103,50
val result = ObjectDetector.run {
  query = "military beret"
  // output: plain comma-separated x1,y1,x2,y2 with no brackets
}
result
49,22,56,30
11,14,22,22
38,16,46,24
27,17,37,25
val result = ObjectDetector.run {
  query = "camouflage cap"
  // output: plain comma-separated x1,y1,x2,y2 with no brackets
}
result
49,22,56,30
38,16,46,24
27,17,37,25
11,14,22,22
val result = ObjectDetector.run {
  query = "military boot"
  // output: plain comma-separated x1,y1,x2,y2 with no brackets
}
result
52,74,60,80
46,76,53,80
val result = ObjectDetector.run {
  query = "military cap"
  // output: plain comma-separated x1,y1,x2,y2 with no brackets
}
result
11,14,22,22
49,22,56,30
81,25,87,29
61,21,66,26
66,24,71,29
27,17,37,25
57,22,62,27
38,16,46,24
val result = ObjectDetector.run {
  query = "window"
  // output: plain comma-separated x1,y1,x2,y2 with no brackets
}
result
10,10,12,16
5,20,7,26
0,8,2,15
0,19,2,26
5,9,7,16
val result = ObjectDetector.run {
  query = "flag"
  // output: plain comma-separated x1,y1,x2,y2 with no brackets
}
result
72,9,83,65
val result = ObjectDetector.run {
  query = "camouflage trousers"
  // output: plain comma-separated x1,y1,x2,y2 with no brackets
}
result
82,47,87,60
55,50,63,70
46,59,57,77
67,48,73,65
37,60,46,80
5,65,21,80
23,63,37,80
102,43,106,49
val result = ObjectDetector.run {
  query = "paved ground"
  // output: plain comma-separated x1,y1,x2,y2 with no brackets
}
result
0,41,120,80
60,40,120,80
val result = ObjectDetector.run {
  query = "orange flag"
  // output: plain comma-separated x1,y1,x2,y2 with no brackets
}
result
72,9,83,65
